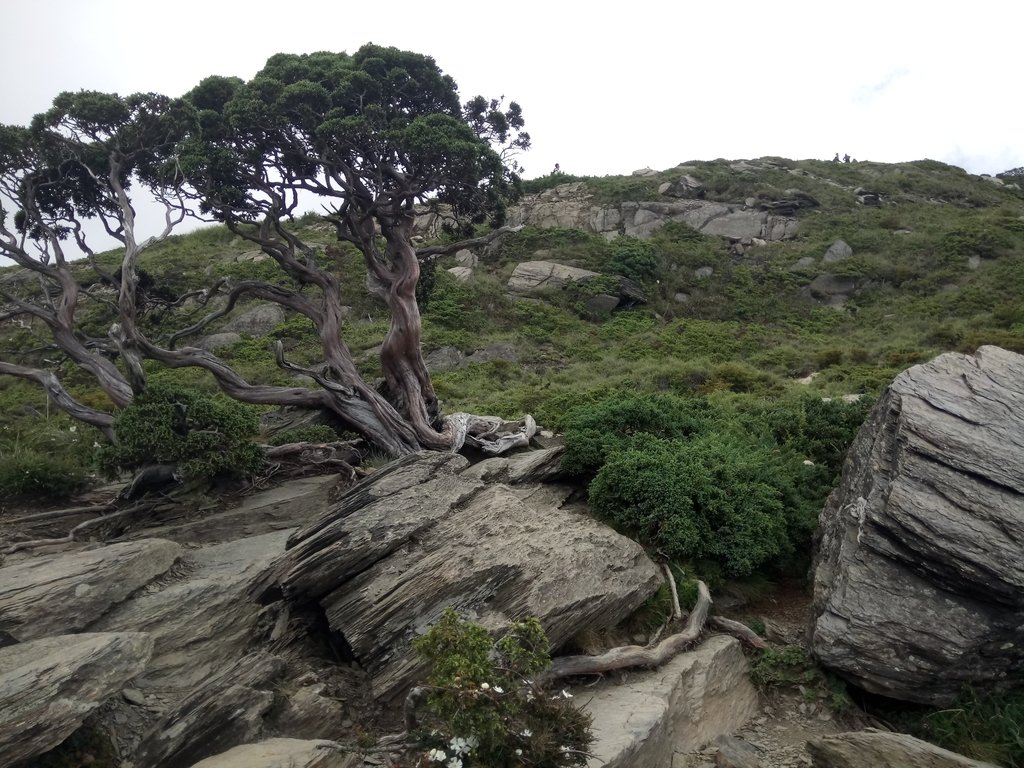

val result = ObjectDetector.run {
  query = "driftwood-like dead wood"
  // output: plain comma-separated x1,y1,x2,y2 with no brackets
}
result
544,580,712,681
708,615,770,649
3,502,149,555
6,502,115,525
662,563,683,621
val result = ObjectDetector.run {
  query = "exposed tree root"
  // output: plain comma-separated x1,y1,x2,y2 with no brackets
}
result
3,501,150,555
6,502,116,525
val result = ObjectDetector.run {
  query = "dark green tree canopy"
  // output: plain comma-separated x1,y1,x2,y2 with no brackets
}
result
181,45,528,233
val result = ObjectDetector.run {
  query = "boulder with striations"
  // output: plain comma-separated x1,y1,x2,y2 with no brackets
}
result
0,632,154,765
810,346,1024,704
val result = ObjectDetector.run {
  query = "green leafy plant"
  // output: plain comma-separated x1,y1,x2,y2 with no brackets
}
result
99,382,262,481
412,608,592,767
913,687,1024,768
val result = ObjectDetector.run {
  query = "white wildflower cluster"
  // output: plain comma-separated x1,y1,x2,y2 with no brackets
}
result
425,735,479,768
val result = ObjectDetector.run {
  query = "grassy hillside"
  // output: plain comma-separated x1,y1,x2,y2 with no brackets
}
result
2,156,1022,506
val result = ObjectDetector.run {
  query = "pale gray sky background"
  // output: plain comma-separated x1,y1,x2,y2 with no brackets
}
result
1,0,1021,251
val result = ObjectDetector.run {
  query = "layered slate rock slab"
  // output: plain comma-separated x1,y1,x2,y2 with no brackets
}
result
189,738,360,768
92,530,290,694
0,538,181,642
810,346,1024,704
255,451,661,704
807,729,999,768
584,635,759,768
136,475,340,544
0,632,153,766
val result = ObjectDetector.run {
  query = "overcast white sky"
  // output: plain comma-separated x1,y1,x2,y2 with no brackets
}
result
1,0,1021,250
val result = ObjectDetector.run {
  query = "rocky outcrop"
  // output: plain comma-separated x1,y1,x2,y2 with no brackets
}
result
254,451,662,703
584,635,759,768
807,730,999,768
0,538,181,642
92,530,291,693
810,346,1024,704
135,652,287,768
659,174,705,199
506,183,798,242
0,632,154,765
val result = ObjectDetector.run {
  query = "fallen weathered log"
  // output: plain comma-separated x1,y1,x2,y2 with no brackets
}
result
708,615,769,650
544,580,712,680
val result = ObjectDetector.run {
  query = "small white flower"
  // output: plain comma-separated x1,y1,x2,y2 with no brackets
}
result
521,729,532,738
427,747,447,762
515,749,523,756
479,682,490,690
446,758,462,768
492,685,504,694
93,441,102,449
561,689,573,699
449,736,473,755
68,425,76,433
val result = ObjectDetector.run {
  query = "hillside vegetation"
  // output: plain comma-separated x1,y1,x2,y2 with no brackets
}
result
2,156,1022,574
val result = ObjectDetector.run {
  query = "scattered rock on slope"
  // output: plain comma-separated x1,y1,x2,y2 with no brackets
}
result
810,345,1024,705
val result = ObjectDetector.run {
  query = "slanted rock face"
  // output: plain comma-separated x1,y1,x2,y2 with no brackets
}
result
810,346,1024,705
254,452,662,704
0,538,181,642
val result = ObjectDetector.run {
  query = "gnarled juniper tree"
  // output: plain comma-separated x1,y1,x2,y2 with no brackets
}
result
0,45,530,457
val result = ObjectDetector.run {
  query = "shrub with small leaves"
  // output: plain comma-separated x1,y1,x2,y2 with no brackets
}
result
266,424,340,446
100,382,262,481
412,608,592,767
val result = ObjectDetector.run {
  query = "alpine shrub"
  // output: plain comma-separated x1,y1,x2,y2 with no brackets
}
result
100,382,262,481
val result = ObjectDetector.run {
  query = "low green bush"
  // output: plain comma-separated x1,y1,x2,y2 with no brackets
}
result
588,434,791,576
99,382,262,481
413,608,592,767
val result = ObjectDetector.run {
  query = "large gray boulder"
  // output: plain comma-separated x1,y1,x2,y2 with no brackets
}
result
254,451,662,704
507,260,600,293
222,303,285,337
0,632,154,765
584,635,759,768
807,729,999,768
0,538,181,642
810,346,1024,704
